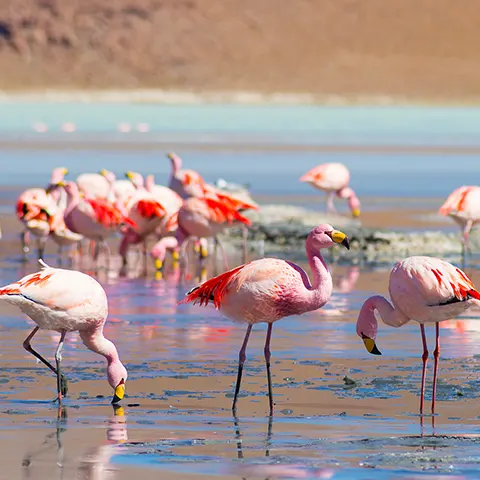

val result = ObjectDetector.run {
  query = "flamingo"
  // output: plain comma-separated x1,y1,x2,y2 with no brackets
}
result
59,181,135,263
76,172,111,199
99,169,136,207
439,186,480,248
300,163,361,218
176,196,253,267
181,224,350,414
17,167,68,255
356,255,480,414
168,152,206,199
0,260,128,404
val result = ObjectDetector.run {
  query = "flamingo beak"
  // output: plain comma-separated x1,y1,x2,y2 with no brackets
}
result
352,208,361,218
154,259,163,270
57,181,66,188
100,169,107,177
167,152,175,161
330,230,350,250
125,171,133,180
112,379,126,404
362,336,382,355
63,168,69,175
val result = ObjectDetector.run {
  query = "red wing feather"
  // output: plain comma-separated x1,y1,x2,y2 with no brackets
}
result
204,198,251,226
450,267,480,301
136,199,166,219
87,198,136,229
180,264,245,309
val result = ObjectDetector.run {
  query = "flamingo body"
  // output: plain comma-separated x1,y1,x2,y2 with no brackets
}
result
356,255,480,414
0,263,127,403
300,163,360,217
439,186,480,246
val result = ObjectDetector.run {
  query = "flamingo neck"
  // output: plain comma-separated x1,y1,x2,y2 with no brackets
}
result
64,189,80,217
79,328,124,373
356,295,410,340
296,242,333,313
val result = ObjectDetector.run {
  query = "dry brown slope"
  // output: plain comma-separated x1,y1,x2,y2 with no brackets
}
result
0,0,479,100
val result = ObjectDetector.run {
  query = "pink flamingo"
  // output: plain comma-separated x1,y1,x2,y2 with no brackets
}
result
0,260,128,404
439,186,480,248
17,167,68,255
168,152,207,199
176,196,253,267
59,181,135,263
300,163,361,218
356,255,480,414
181,224,350,414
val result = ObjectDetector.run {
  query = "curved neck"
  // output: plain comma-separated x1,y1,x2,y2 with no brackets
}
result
356,295,410,340
293,242,333,314
64,189,80,217
79,328,122,369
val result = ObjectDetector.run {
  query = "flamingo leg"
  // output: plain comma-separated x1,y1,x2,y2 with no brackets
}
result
419,324,429,415
463,219,473,249
431,322,440,414
326,192,336,213
21,230,30,254
23,327,57,374
232,324,253,413
55,331,67,402
215,236,228,270
264,323,274,414
241,226,248,263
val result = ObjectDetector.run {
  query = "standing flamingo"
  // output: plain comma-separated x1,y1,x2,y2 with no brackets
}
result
356,255,480,414
300,163,360,218
439,186,480,248
0,260,127,403
181,224,350,414
59,181,135,264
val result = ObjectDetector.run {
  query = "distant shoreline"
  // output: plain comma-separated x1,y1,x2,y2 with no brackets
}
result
1,89,480,106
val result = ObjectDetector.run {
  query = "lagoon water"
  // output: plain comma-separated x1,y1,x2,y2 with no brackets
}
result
0,103,480,479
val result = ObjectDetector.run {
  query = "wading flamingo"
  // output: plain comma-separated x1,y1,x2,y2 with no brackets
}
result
176,196,252,267
0,260,127,403
300,163,360,218
439,186,480,248
181,224,350,414
59,181,135,263
356,255,480,414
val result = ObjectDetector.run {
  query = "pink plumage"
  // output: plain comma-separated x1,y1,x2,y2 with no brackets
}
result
356,255,480,415
439,186,480,247
0,261,127,404
300,162,361,218
181,223,351,413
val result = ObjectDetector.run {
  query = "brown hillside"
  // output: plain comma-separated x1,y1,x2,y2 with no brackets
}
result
0,0,479,101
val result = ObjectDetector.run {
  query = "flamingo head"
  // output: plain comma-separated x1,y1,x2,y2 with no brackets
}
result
308,224,350,251
57,181,80,198
125,171,144,189
100,169,116,185
167,152,182,173
356,297,382,355
50,167,68,184
338,187,361,218
109,361,128,405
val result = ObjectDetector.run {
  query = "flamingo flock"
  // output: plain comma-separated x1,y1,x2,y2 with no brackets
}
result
1,158,479,420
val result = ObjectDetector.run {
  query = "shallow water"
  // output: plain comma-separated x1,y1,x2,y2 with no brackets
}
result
0,252,480,479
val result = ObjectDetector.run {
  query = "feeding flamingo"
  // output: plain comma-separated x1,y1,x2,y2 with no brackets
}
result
181,224,350,414
0,260,127,403
356,255,480,414
300,163,360,218
439,186,480,249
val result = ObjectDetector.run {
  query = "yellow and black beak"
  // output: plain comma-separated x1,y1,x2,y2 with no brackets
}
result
62,167,69,176
330,230,350,250
112,379,126,404
125,171,134,180
362,335,382,355
100,169,108,177
352,208,361,218
57,181,66,188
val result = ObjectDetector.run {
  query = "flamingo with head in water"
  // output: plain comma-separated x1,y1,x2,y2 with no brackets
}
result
0,260,128,404
300,163,360,218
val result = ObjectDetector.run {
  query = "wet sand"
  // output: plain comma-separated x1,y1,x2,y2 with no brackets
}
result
1,212,480,479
